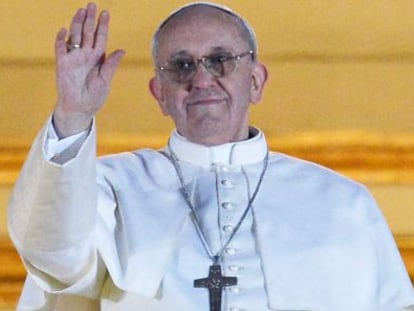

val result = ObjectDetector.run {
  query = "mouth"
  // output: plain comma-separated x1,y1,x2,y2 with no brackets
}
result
187,98,225,106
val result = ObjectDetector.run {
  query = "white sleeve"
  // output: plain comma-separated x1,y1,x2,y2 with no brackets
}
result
7,119,106,299
44,117,90,164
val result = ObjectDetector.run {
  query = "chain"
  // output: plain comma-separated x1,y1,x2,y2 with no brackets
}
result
167,140,269,264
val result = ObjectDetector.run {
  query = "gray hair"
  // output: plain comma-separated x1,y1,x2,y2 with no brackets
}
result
151,2,258,64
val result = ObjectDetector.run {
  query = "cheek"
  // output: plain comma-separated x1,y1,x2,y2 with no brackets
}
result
225,77,253,106
164,91,192,122
162,87,188,116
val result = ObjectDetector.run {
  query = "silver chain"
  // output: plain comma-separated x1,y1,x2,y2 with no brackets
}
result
167,140,269,264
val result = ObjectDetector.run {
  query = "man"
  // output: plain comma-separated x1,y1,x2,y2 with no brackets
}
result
7,2,414,311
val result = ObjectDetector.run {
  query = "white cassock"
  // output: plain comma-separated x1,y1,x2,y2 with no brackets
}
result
7,120,414,311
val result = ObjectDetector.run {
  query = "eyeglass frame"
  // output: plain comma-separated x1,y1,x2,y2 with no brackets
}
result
156,50,255,83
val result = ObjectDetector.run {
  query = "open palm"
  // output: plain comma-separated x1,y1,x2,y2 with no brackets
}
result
53,3,124,137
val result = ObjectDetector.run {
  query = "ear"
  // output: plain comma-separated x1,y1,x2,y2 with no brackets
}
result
149,76,169,116
250,63,268,104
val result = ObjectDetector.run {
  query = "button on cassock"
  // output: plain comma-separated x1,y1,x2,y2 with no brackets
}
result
221,179,235,187
228,286,241,293
225,247,237,255
221,202,235,210
228,265,243,272
223,225,234,233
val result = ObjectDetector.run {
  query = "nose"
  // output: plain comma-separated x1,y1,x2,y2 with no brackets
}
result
190,60,217,88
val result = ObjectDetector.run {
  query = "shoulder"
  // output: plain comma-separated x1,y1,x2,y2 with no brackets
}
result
95,147,176,189
264,152,381,224
97,148,168,171
267,151,366,191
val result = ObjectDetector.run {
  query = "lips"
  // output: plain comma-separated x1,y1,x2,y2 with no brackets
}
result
184,91,226,106
187,98,225,106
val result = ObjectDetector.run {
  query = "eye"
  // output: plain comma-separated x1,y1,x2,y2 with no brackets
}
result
171,58,195,71
208,53,232,65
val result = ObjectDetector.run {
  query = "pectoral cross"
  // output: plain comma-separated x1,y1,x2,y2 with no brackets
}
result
194,264,238,311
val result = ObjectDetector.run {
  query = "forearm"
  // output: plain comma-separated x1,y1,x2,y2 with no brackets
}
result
8,119,99,286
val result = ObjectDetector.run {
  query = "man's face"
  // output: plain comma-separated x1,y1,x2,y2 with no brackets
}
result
150,7,267,146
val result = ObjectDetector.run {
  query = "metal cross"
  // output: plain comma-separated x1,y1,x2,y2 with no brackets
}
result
194,264,238,311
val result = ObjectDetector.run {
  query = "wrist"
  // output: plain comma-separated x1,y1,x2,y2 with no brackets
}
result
52,109,93,139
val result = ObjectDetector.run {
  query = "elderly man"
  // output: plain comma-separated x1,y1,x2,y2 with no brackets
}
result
8,2,414,311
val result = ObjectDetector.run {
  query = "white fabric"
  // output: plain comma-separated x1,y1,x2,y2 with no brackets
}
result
44,117,88,161
8,120,414,311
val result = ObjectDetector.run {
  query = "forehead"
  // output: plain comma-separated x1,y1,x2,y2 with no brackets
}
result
157,6,247,59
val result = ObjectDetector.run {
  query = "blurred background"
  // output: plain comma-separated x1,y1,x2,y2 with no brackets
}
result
1,1,413,309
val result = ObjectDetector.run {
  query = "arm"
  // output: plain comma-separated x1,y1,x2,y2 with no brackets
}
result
8,2,123,296
8,120,103,296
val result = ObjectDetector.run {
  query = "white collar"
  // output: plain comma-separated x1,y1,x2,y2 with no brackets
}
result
167,127,268,169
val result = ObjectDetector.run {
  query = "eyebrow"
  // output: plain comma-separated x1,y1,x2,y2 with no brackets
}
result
168,46,234,59
169,50,192,59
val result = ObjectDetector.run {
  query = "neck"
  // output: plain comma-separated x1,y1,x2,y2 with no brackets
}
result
169,126,265,169
179,127,250,146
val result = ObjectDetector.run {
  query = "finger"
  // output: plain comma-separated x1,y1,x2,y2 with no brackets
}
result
94,10,110,52
55,28,68,61
100,50,126,83
82,3,97,48
69,8,86,47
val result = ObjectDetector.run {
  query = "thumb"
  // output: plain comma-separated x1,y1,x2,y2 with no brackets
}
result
100,49,126,83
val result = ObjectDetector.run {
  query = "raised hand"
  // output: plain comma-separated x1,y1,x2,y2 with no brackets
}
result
53,2,125,138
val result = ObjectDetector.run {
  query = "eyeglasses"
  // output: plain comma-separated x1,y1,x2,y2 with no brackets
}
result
157,50,254,83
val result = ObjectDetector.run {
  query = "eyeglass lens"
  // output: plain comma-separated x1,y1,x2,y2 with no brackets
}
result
163,52,244,83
